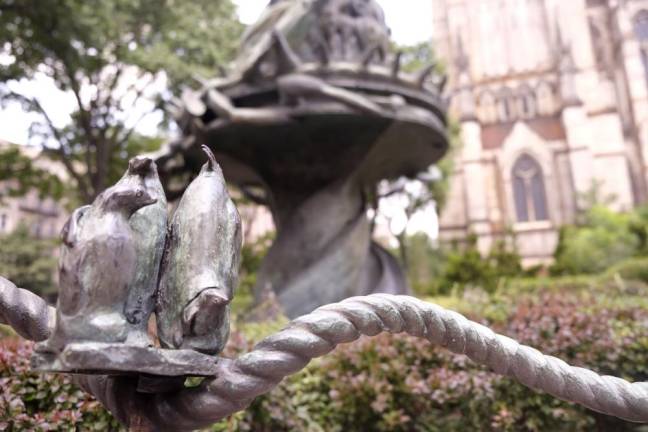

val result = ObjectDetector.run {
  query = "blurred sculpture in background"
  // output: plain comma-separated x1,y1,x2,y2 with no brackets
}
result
156,0,449,317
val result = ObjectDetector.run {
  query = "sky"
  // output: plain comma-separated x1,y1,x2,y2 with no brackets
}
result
234,0,434,45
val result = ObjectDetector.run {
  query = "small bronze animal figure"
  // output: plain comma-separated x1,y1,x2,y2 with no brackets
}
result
41,174,156,353
157,145,241,355
119,157,168,347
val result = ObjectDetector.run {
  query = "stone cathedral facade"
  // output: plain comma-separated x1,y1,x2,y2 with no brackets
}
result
433,0,648,266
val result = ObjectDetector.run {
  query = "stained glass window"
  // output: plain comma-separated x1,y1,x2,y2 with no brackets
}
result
512,154,548,222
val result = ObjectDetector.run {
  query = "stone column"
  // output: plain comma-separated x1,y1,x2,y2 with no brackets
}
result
460,118,492,253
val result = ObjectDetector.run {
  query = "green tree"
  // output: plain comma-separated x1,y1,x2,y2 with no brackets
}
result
0,146,66,203
0,0,243,203
402,233,446,296
0,225,57,299
437,234,494,294
395,41,445,75
628,205,648,256
433,232,523,295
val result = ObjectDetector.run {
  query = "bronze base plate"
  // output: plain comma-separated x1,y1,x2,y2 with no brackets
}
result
31,343,219,377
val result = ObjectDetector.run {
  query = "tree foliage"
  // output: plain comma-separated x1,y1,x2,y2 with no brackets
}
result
395,41,445,75
0,0,243,202
552,205,641,276
0,146,66,203
403,233,446,295
0,225,57,299
435,234,523,295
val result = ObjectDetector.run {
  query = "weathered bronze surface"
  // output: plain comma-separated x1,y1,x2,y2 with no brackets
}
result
31,151,239,376
43,165,157,354
157,146,241,355
156,0,449,317
123,158,168,347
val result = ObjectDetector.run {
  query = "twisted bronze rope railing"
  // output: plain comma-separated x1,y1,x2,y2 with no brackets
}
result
1,276,647,431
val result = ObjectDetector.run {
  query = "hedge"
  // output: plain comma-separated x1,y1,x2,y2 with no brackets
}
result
2,289,647,431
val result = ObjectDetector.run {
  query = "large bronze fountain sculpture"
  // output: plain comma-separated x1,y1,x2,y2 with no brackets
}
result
155,0,448,317
0,1,647,430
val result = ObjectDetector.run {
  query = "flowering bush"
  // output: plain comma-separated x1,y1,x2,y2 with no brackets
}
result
234,293,648,432
1,292,647,431
0,338,119,431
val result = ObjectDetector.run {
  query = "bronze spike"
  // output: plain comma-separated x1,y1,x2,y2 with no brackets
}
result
438,74,448,92
391,51,403,78
201,145,218,171
316,40,331,66
272,29,302,73
361,43,381,68
417,63,437,88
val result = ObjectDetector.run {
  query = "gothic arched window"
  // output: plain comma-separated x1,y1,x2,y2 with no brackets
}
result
496,88,515,122
635,11,648,89
479,91,497,124
512,154,549,222
517,85,537,119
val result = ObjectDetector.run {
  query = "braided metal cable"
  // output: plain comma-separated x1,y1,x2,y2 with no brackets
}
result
145,294,648,430
0,278,647,430
0,276,54,342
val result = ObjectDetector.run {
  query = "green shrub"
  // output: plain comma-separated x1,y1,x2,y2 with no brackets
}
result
604,257,648,285
0,338,120,431
552,206,639,276
629,205,648,256
2,291,647,431
405,234,447,297
231,233,274,316
436,234,493,294
232,293,648,431
0,225,57,300
434,235,523,296
499,275,598,297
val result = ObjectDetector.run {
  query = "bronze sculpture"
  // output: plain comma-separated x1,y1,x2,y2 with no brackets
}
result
0,1,646,430
155,0,448,317
42,166,157,353
0,151,646,429
30,151,229,378
122,158,168,348
157,146,241,355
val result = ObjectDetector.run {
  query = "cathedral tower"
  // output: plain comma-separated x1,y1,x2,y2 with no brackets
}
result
434,0,648,266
